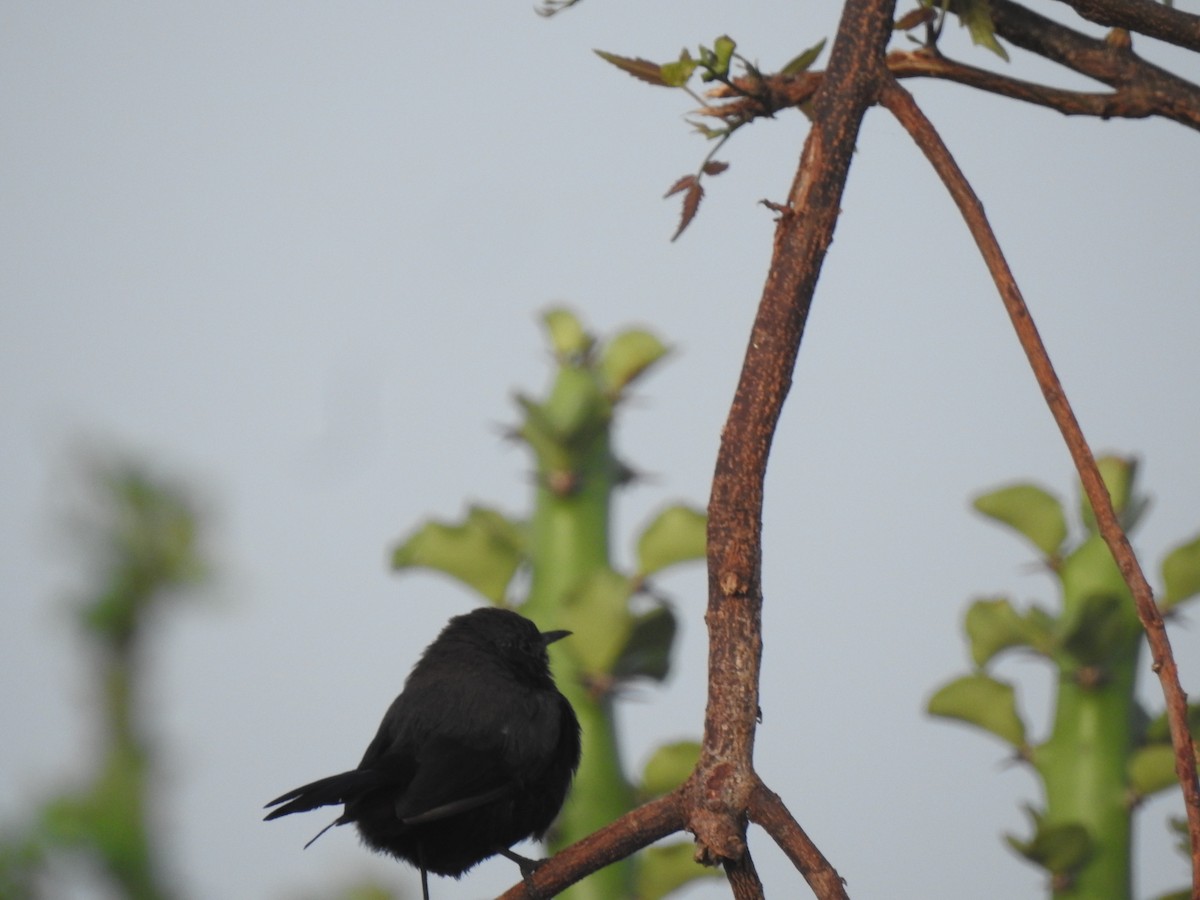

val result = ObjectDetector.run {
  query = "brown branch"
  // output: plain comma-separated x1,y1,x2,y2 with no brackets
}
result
545,0,1199,896
1052,0,1200,53
690,0,897,891
877,74,1200,900
702,0,1200,129
980,0,1200,128
886,47,1200,128
748,780,849,900
497,792,685,899
725,847,765,900
706,31,1200,132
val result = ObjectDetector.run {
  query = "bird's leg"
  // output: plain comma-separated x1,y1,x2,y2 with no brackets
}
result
417,844,431,900
498,848,546,899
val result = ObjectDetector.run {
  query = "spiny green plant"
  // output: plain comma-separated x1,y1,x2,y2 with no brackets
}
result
391,308,717,899
0,460,208,900
929,456,1200,899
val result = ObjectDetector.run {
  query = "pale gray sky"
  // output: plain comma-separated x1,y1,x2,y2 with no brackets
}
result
3,3,1198,898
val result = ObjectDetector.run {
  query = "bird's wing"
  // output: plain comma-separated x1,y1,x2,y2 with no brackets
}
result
393,734,517,826
400,783,513,825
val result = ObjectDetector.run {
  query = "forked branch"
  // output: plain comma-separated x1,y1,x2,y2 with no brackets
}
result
701,0,1200,130
507,1,900,898
517,0,1199,894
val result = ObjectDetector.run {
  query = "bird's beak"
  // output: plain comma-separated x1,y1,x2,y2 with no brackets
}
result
541,629,571,646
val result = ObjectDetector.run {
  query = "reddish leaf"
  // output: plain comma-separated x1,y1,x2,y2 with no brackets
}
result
663,174,696,199
701,160,729,176
671,181,704,241
594,50,670,87
894,7,935,31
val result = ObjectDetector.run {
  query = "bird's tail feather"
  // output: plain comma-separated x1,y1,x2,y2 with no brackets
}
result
262,769,377,821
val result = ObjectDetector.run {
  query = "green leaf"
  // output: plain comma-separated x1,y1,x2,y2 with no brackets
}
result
640,741,702,798
1005,807,1092,875
391,506,525,603
600,328,669,396
687,119,725,140
1059,534,1128,609
1162,533,1200,610
956,0,1010,61
964,597,1052,666
710,35,736,77
973,482,1066,557
612,603,677,681
540,365,607,440
514,393,570,472
637,504,707,576
781,38,826,75
1144,703,1200,743
635,841,721,900
660,48,699,88
1168,814,1189,854
1080,455,1140,533
928,674,1026,747
593,50,671,87
542,307,592,360
1129,743,1180,797
560,569,634,673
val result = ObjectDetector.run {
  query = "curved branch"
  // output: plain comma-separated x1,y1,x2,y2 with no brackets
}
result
877,74,1200,898
1052,0,1200,53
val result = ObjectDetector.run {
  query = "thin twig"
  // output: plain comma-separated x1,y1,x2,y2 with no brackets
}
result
878,74,1200,899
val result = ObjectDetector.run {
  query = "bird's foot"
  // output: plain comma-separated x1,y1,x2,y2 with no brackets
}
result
498,848,547,899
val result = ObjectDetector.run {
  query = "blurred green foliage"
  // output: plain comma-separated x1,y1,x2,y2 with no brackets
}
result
929,457,1200,899
0,461,207,899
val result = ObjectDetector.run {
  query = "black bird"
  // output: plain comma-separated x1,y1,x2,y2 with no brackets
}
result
264,607,581,898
